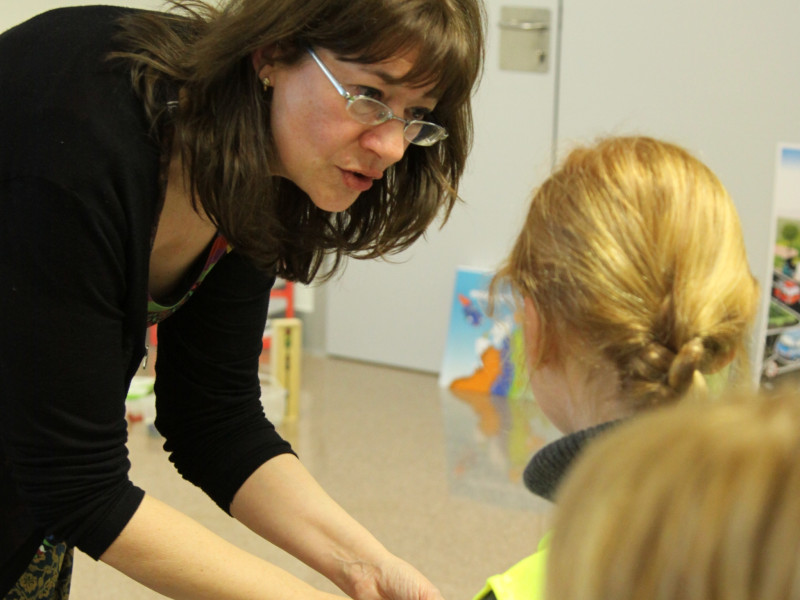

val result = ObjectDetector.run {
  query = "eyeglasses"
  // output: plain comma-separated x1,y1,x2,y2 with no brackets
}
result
307,48,448,147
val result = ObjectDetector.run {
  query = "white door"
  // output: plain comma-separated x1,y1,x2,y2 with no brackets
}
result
325,0,561,372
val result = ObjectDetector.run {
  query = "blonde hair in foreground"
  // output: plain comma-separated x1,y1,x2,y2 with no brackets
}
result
547,388,800,600
496,136,759,410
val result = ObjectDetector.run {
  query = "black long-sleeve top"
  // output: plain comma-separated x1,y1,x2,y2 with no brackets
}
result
0,6,293,592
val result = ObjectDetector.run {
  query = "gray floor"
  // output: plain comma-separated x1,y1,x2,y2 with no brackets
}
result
71,354,554,599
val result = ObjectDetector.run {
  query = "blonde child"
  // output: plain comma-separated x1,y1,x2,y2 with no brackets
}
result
548,387,800,600
474,135,759,600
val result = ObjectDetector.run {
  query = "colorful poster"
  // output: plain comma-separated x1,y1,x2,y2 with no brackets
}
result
438,267,525,397
760,145,800,389
439,267,558,509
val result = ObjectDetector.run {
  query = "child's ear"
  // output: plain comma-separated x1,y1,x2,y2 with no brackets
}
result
522,296,543,368
707,346,736,374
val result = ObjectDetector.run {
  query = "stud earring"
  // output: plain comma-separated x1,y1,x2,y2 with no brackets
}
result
261,76,271,92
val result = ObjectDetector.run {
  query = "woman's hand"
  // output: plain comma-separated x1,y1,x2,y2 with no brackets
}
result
231,455,445,600
347,555,445,600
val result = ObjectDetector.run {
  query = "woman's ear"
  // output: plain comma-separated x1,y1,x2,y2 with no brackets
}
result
251,45,274,80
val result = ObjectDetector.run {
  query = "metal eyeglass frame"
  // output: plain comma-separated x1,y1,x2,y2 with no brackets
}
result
306,47,448,147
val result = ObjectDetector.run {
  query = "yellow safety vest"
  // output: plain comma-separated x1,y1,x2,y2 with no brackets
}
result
473,532,551,600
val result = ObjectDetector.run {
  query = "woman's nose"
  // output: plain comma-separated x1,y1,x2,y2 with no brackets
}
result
360,119,408,164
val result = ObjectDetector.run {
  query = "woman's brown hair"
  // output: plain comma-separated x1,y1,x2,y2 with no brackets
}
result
112,0,485,281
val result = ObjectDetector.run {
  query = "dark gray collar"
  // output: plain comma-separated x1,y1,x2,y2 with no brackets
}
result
523,421,619,502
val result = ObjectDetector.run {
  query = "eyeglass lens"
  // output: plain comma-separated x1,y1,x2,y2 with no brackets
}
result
346,97,446,146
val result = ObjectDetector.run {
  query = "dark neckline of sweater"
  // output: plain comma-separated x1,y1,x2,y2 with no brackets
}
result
522,421,620,502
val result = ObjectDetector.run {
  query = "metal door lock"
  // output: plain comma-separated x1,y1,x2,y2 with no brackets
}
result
499,7,551,73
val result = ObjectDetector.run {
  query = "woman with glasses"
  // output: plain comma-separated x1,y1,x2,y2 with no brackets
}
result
0,1,484,598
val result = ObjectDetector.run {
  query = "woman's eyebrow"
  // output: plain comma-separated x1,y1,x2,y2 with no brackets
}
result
361,65,439,102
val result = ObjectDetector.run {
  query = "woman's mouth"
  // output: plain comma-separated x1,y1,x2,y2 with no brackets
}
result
340,168,377,192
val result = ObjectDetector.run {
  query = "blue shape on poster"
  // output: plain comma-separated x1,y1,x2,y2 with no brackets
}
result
458,293,483,326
